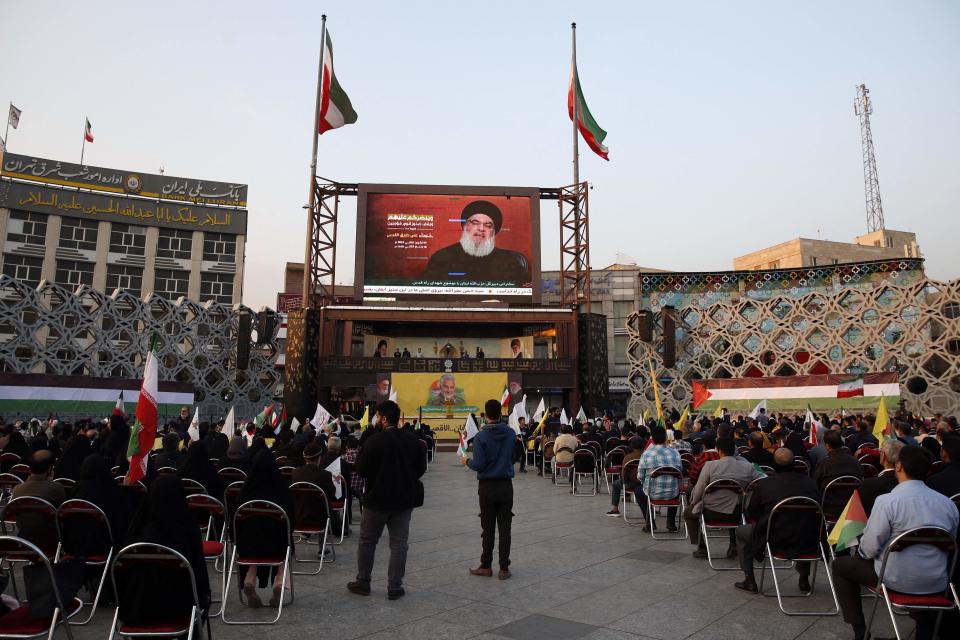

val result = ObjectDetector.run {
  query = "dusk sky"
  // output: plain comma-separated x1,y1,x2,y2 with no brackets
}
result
2,1,957,309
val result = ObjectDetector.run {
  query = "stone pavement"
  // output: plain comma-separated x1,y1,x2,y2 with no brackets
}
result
80,453,910,640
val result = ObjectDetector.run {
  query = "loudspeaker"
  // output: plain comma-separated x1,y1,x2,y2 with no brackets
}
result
577,312,609,414
636,310,652,342
282,308,320,419
662,306,676,368
256,311,276,344
236,310,251,370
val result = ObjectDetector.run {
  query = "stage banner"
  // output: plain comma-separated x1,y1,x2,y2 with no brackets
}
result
393,371,507,440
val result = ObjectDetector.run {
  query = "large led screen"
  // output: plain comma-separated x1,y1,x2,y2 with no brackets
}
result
356,185,540,300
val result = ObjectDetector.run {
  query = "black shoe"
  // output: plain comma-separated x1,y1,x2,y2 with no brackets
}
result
734,579,758,594
725,546,738,559
347,581,370,596
641,523,651,533
692,547,708,559
519,468,527,473
798,576,811,594
388,588,405,600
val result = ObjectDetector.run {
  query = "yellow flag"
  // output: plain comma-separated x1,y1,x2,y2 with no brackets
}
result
642,407,650,421
359,404,369,427
675,406,690,434
648,360,663,421
872,395,890,442
713,405,723,418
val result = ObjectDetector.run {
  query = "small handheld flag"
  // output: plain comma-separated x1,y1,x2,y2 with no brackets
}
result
221,406,236,441
464,414,479,442
187,407,200,442
113,390,125,417
748,399,767,420
827,490,867,551
872,395,892,442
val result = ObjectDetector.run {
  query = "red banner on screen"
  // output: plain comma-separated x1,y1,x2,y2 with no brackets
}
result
361,192,535,298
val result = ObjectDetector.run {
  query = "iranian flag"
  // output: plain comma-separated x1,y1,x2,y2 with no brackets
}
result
318,30,358,134
568,58,609,160
84,118,94,143
456,431,467,458
500,386,510,412
827,490,867,552
126,335,159,484
836,374,864,398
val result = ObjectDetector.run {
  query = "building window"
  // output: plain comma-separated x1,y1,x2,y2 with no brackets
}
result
2,255,43,287
885,236,893,248
768,261,780,269
199,272,234,304
809,257,818,266
156,229,193,260
202,232,236,263
109,223,146,256
55,260,94,288
106,264,143,293
154,268,189,299
614,335,628,365
6,212,47,245
832,258,839,264
59,218,99,251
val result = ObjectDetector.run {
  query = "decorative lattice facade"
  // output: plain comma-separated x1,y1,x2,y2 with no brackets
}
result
0,275,279,419
625,259,960,417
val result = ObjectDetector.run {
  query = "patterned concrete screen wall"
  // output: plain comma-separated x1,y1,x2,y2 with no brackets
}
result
625,259,960,418
0,274,279,421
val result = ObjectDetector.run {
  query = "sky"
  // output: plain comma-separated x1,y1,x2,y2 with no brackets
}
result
1,1,958,309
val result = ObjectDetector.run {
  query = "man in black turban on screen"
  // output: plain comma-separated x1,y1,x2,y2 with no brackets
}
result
420,200,530,286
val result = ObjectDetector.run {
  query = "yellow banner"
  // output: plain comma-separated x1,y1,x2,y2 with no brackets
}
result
393,372,507,440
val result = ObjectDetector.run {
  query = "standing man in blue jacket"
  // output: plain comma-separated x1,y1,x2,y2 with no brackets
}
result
460,398,515,579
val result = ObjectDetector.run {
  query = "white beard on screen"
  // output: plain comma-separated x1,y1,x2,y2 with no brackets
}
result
460,229,496,258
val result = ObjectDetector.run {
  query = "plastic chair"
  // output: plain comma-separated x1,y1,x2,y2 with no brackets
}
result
222,500,293,625
757,497,839,616
821,476,862,527
55,499,114,625
108,542,209,640
186,493,228,616
288,482,333,575
571,449,598,496
864,526,959,640
645,466,686,540
698,479,744,570
0,535,82,640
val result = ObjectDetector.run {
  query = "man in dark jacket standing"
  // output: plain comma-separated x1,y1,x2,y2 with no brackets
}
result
348,401,426,600
461,399,515,580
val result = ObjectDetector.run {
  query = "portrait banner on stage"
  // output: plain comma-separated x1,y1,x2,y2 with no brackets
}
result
392,371,507,440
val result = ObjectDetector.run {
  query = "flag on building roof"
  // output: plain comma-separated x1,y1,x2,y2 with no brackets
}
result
827,490,867,552
8,104,21,130
126,335,158,484
113,390,125,417
872,395,892,442
837,374,864,398
84,118,94,143
187,407,200,442
318,30,358,134
568,57,609,160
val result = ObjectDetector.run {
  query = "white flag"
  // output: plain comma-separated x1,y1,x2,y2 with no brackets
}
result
310,403,331,430
8,104,21,130
291,417,301,433
576,406,588,423
325,456,343,499
187,407,200,442
464,414,479,442
748,399,767,420
221,407,235,441
518,395,528,420
508,404,521,435
560,408,570,426
388,387,397,402
532,398,546,424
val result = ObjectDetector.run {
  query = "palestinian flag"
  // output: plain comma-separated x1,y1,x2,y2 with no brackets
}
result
126,335,159,484
273,406,287,435
84,118,94,143
318,30,358,134
837,374,864,398
827,490,867,552
500,386,510,412
253,403,274,429
694,373,898,412
568,58,609,160
113,390,125,417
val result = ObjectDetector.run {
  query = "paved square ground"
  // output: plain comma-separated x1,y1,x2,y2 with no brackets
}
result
74,453,911,639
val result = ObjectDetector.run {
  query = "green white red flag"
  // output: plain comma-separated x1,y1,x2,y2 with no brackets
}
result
126,335,158,484
827,490,867,551
84,118,94,143
113,390,125,417
836,374,864,398
568,60,609,160
318,30,358,134
254,403,274,430
500,386,510,412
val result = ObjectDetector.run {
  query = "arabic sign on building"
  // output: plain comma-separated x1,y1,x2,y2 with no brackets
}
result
0,153,247,207
0,181,247,234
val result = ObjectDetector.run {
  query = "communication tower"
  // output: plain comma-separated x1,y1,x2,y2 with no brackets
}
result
854,84,885,232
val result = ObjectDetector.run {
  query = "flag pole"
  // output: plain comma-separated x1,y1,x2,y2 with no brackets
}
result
80,118,87,166
3,105,10,152
302,14,328,307
571,22,580,187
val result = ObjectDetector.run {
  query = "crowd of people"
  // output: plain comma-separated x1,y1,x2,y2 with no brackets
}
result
521,406,960,640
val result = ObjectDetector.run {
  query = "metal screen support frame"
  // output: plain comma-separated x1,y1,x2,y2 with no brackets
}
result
559,181,591,308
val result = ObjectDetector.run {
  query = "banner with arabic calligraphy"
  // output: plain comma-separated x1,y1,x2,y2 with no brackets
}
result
0,181,247,234
1,152,247,207
357,185,540,301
